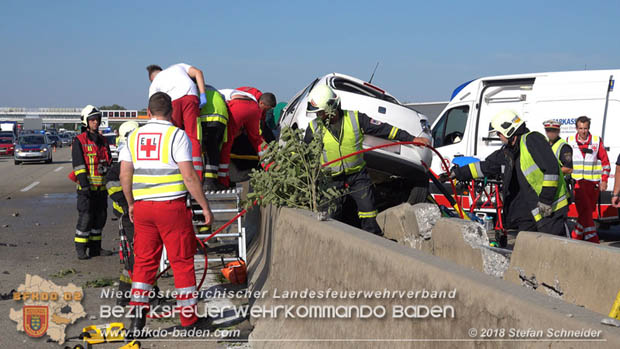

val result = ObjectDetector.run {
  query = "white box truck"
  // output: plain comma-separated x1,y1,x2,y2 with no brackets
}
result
430,69,619,223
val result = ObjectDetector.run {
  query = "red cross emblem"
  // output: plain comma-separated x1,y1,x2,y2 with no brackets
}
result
137,133,161,161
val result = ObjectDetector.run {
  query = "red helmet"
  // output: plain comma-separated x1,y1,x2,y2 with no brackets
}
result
543,119,561,130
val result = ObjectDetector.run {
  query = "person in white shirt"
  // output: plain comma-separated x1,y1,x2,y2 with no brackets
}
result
147,63,207,179
119,92,213,334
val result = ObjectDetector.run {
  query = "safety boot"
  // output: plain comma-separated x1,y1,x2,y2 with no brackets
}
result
204,179,226,192
89,240,114,257
126,306,148,339
75,243,90,260
169,316,213,333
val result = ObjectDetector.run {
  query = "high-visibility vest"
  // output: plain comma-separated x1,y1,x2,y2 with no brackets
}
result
128,124,187,201
309,110,365,176
567,135,603,182
75,132,110,190
197,89,229,144
520,132,569,222
551,138,569,161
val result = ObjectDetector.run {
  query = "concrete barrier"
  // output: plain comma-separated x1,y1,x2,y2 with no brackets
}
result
377,204,508,277
247,207,620,348
376,203,437,253
505,231,620,316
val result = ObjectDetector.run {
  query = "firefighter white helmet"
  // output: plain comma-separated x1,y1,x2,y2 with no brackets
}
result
307,84,340,119
118,121,139,144
80,105,102,127
491,110,525,138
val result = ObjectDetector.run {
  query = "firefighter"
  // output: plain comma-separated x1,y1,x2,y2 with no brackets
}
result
217,88,276,187
106,121,139,305
449,110,569,235
119,92,214,333
567,116,611,243
198,85,229,190
303,85,427,235
543,120,574,198
147,63,207,179
72,105,113,260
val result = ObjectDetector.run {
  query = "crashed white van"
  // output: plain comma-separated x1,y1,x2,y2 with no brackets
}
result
278,73,433,203
430,69,619,222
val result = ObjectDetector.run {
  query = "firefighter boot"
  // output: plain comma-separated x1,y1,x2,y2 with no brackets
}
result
75,242,90,260
204,178,226,192
89,240,114,257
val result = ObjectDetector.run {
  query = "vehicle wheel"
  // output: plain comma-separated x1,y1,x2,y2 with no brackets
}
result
14,160,20,165
46,155,52,164
407,183,429,205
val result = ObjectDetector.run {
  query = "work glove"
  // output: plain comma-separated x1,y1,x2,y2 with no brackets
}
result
199,93,207,108
438,167,457,182
536,202,553,218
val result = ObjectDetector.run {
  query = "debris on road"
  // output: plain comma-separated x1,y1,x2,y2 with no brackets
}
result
51,268,77,278
83,278,116,288
0,289,16,300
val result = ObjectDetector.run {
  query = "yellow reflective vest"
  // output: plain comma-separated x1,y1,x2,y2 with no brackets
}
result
128,123,187,201
521,132,568,222
309,110,365,176
567,135,603,182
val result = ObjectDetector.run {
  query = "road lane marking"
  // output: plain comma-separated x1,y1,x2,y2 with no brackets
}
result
20,182,40,192
54,166,64,172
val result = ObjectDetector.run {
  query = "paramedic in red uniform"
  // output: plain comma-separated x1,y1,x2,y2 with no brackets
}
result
119,92,214,334
217,87,276,187
567,116,611,243
146,63,207,179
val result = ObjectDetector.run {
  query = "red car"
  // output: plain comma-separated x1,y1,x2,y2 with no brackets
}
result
0,137,15,156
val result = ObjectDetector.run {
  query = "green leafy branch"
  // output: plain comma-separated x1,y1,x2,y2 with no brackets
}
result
245,126,344,213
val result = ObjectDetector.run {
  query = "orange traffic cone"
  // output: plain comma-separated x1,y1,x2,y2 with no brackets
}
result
53,145,57,153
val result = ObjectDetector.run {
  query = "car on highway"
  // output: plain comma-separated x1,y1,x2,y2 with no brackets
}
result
278,72,433,204
58,133,72,147
103,133,118,161
47,135,62,148
0,136,15,156
14,134,53,164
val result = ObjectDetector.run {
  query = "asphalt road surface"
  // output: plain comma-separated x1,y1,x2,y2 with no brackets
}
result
0,148,251,348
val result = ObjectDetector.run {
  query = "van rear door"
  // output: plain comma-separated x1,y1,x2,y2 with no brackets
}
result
474,78,535,160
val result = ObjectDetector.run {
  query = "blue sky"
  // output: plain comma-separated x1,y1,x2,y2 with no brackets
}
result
1,1,618,109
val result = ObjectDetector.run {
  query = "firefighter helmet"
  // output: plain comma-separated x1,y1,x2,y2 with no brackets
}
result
307,85,340,119
491,110,525,138
80,105,102,127
118,121,139,143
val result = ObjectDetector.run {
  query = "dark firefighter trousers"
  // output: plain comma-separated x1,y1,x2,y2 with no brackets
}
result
328,168,383,236
202,122,226,182
75,190,108,251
